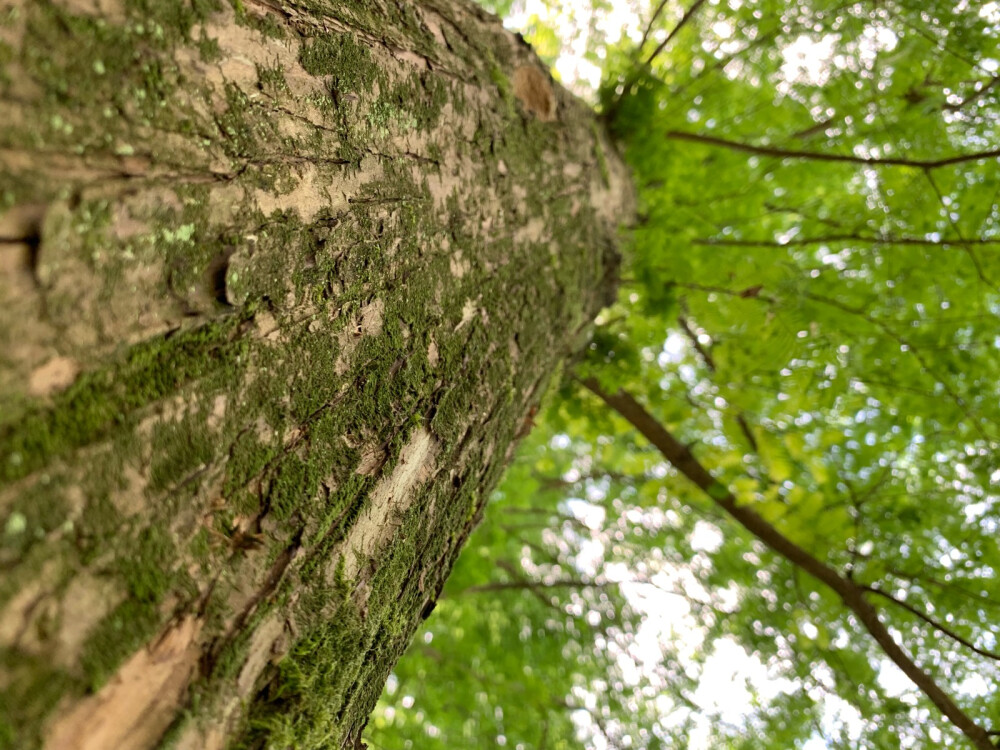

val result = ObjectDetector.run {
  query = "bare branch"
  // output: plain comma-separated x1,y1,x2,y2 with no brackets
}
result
887,567,1000,613
532,470,650,489
669,280,777,304
924,170,997,290
459,578,606,595
860,584,1000,661
945,76,1000,112
677,313,759,453
677,314,717,371
693,234,1000,248
667,130,1000,170
643,0,710,69
637,0,672,58
607,0,710,120
803,291,990,441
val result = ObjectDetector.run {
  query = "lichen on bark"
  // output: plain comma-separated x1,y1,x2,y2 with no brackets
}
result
0,1,633,748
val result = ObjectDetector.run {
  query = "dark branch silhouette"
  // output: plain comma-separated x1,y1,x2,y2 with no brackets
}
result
693,234,1000,248
667,280,777,304
676,314,759,453
667,130,1000,169
643,0,709,69
460,578,606,595
803,291,990,442
924,170,997,289
636,0,671,58
606,0,709,120
860,584,1000,661
945,76,1000,112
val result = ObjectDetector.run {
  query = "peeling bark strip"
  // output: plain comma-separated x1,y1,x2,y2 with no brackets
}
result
45,617,203,750
0,2,633,748
341,428,437,580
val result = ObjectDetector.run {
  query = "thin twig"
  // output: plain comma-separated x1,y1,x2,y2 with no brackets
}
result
861,584,1000,661
643,0,709,69
692,234,1000,248
677,313,759,452
669,280,777,304
803,291,990,441
924,169,997,290
606,0,710,120
667,130,1000,170
637,0,671,58
460,578,608,595
944,76,1000,112
677,314,717,370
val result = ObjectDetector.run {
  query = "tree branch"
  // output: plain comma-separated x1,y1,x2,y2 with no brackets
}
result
580,378,994,750
532,470,649,490
606,0,709,121
803,291,989,441
860,584,1000,661
676,313,716,370
667,130,1000,169
693,234,1000,248
643,0,709,69
924,169,997,290
887,567,1000,613
636,0,671,59
677,313,758,453
668,280,777,304
465,560,566,612
945,76,1000,112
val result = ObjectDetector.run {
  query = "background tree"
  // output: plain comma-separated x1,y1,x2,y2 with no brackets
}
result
0,2,631,749
371,1,1000,748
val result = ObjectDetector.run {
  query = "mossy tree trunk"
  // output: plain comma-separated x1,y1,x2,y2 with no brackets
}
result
0,1,631,748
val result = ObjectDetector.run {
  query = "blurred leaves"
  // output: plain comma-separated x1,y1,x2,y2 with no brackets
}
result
369,1,1000,748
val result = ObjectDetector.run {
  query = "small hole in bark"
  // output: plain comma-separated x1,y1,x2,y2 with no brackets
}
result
19,233,42,282
0,203,47,283
206,249,236,306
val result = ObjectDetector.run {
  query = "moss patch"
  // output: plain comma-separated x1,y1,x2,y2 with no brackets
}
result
0,649,81,750
78,597,162,690
0,314,250,484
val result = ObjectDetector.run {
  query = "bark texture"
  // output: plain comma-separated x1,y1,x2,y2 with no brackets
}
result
0,1,632,748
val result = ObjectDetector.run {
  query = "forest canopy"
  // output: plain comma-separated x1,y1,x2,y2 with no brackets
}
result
369,1,1000,748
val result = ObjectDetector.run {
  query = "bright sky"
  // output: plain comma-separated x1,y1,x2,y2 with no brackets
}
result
505,0,642,93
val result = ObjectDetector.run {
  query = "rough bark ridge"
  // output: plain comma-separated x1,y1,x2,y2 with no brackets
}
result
0,1,632,748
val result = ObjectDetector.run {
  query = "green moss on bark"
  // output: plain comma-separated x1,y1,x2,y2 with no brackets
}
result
0,315,250,483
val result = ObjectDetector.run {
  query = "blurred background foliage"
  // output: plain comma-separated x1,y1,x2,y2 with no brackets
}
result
367,1,1000,748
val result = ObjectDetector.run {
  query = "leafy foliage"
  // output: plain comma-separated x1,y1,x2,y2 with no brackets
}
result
370,1,1000,748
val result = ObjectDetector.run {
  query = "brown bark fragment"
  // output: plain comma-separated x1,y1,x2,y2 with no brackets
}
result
340,428,438,580
45,617,203,750
513,65,557,121
28,357,81,397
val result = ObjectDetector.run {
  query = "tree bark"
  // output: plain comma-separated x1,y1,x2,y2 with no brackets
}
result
0,2,632,748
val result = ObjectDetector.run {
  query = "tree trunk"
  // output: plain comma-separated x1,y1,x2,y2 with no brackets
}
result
0,1,631,748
